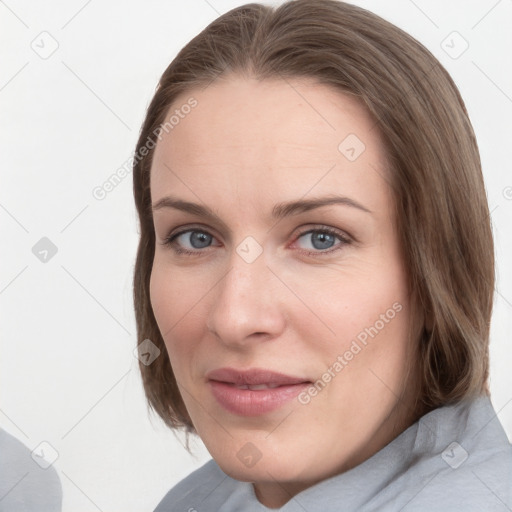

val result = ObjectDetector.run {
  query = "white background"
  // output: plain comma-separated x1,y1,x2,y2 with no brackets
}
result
1,1,511,510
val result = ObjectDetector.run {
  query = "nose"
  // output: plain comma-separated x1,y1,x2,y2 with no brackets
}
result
206,249,286,349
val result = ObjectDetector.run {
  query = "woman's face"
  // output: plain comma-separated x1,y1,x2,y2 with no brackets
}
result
149,76,420,507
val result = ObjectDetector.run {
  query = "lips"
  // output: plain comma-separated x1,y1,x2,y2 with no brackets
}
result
206,367,312,416
206,367,310,387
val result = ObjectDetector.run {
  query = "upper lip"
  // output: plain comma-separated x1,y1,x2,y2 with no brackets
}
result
206,367,310,386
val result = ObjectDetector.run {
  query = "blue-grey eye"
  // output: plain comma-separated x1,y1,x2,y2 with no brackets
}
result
297,230,339,251
177,230,212,249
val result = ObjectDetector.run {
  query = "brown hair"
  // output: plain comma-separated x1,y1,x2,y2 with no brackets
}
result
132,0,494,431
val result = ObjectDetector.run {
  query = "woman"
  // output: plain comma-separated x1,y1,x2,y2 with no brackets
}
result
132,1,512,509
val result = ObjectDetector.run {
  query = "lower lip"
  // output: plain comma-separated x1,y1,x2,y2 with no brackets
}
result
209,380,310,416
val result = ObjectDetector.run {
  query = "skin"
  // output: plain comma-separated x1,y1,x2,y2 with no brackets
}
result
149,75,423,508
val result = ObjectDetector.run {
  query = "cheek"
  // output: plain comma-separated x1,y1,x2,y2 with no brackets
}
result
293,254,412,385
149,264,203,368
325,280,413,404
149,265,175,333
149,259,201,329
286,257,408,341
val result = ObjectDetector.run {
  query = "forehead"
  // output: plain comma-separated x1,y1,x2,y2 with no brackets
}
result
150,76,391,216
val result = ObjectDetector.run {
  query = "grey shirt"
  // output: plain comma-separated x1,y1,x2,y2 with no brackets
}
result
0,429,62,512
154,395,512,511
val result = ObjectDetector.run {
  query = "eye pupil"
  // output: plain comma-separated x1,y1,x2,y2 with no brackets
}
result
190,231,211,248
311,232,335,250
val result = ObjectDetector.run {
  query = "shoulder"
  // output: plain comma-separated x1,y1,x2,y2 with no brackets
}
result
0,429,62,512
153,459,243,512
397,395,512,510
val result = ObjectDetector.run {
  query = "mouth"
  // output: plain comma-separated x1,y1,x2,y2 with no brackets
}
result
206,367,311,387
225,383,283,390
206,367,312,416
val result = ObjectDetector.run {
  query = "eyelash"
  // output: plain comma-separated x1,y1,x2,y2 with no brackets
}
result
161,225,352,257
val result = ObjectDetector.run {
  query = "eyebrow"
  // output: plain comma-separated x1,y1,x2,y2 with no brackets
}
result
151,195,372,225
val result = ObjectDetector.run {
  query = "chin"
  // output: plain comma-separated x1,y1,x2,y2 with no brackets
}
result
218,457,306,485
205,435,315,485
